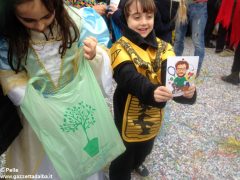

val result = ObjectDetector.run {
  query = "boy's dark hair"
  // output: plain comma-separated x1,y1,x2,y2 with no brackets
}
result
123,0,156,20
175,60,189,70
1,0,80,72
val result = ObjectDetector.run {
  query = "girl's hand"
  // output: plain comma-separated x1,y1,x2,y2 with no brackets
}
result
154,86,173,102
83,37,97,60
183,84,196,98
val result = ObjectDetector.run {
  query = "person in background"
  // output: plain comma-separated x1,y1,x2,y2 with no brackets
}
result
217,0,240,85
65,0,107,15
204,0,221,48
174,0,208,76
222,44,240,85
0,87,22,156
65,0,120,47
0,13,23,156
215,24,233,55
109,0,196,179
214,0,235,57
154,0,179,44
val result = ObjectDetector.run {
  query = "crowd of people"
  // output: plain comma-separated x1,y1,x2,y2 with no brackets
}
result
0,0,239,180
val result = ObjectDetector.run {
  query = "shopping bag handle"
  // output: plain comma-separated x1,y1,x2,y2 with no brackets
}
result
28,77,48,94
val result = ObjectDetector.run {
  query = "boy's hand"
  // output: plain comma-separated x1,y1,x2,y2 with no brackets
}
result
83,37,97,60
106,4,118,17
183,84,196,98
154,86,173,102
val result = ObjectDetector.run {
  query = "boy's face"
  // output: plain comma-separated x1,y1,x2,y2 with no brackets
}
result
176,64,187,77
15,0,55,32
126,1,154,38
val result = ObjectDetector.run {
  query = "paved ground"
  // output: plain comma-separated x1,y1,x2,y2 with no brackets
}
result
1,37,239,179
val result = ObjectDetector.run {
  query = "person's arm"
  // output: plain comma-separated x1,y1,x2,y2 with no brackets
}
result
113,61,167,108
67,6,112,96
80,36,113,98
0,38,27,106
106,2,119,17
80,7,111,47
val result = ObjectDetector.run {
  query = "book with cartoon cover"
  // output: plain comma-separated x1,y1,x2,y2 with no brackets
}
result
166,56,199,97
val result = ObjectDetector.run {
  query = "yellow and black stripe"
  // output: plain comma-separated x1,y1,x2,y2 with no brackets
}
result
111,36,175,142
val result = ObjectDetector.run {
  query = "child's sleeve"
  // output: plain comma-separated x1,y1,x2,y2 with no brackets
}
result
66,5,111,47
111,42,166,108
0,38,27,106
77,7,111,47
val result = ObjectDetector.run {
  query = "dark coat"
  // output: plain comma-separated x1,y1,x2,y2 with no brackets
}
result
154,0,179,42
0,88,22,155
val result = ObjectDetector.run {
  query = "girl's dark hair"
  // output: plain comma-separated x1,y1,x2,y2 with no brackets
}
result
1,0,80,72
123,0,156,20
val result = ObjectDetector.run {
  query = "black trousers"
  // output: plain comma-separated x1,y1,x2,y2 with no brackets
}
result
216,24,232,51
232,44,240,73
0,88,22,155
204,0,220,43
109,138,155,180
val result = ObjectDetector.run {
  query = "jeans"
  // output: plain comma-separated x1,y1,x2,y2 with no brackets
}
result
174,2,208,74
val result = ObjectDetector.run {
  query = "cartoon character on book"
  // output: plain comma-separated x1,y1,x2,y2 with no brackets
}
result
172,59,191,93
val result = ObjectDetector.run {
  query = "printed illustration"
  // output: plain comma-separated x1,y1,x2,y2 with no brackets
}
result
166,56,199,97
60,101,99,157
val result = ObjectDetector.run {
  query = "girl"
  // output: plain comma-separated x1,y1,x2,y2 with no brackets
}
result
0,0,122,179
109,0,196,179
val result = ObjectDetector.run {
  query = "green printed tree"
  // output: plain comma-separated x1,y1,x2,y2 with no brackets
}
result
60,101,99,157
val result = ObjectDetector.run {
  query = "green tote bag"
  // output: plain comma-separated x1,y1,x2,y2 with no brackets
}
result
20,54,125,180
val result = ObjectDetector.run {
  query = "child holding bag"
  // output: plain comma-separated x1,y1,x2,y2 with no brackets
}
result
109,0,196,179
0,0,124,179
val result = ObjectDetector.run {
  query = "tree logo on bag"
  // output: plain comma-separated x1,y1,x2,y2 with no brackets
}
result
60,101,99,157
